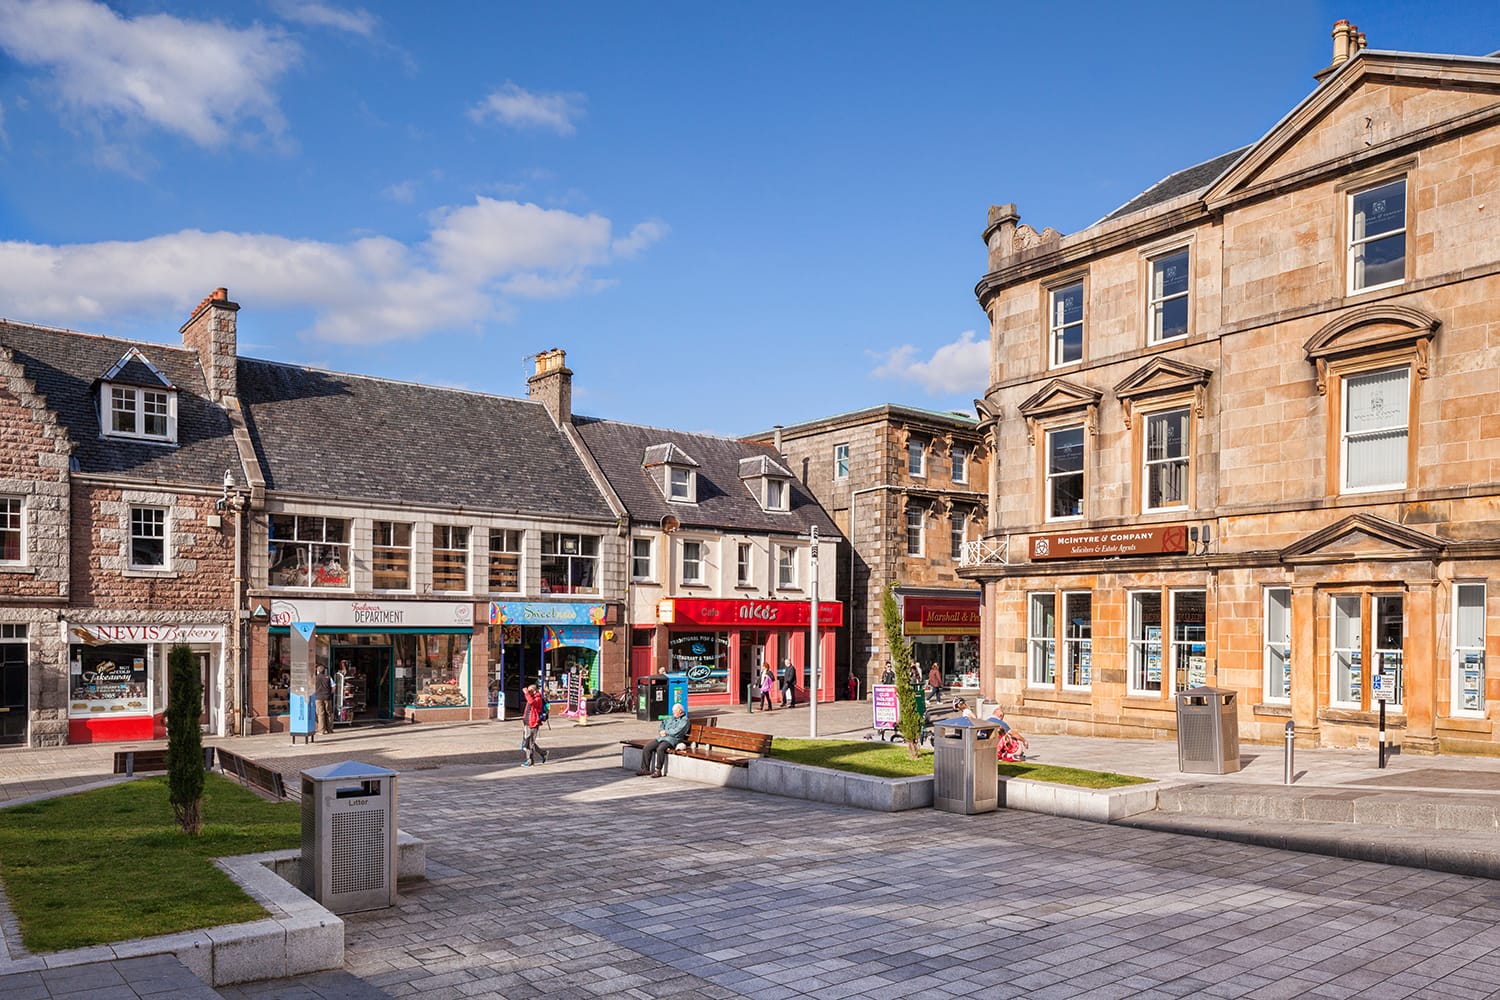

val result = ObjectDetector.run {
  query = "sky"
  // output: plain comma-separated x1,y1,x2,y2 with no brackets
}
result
1,1,1498,435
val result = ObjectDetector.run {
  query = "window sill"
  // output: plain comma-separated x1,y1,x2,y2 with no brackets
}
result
1252,702,1292,717
124,568,177,579
1026,688,1092,704
0,565,36,575
1122,695,1172,710
1438,716,1493,734
1319,706,1406,725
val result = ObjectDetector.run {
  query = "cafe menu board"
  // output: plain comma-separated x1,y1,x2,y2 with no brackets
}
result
69,645,151,718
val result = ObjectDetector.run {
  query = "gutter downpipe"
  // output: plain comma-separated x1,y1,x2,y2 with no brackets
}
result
847,485,902,690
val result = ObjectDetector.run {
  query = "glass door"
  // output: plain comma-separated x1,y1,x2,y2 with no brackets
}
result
1332,596,1362,707
0,630,26,746
1373,595,1404,710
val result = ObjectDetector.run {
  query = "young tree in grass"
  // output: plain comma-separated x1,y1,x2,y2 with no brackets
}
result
882,582,924,759
166,642,205,836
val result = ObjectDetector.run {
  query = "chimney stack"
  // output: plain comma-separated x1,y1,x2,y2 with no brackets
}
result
528,348,573,426
180,287,239,403
1331,19,1352,65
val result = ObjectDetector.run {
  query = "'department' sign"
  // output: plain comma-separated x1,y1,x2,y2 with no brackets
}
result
1030,525,1189,561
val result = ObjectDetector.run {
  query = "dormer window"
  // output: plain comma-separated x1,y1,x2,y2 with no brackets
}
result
644,443,700,504
669,467,694,502
765,478,788,511
739,455,793,513
99,348,178,444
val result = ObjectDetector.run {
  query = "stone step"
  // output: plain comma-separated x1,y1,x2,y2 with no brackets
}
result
1155,782,1500,832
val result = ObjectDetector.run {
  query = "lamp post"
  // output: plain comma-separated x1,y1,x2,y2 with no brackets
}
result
809,525,819,739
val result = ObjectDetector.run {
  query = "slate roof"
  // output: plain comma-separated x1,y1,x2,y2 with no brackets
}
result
643,443,699,468
237,359,614,520
1097,146,1251,225
0,321,240,486
574,417,840,536
738,455,791,479
102,349,174,388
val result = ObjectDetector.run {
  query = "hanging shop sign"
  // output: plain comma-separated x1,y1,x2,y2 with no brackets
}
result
901,598,980,636
1029,525,1189,561
271,599,474,629
489,601,605,626
657,598,844,628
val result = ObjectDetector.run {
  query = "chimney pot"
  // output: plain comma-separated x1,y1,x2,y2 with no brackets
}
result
1331,19,1352,65
528,348,573,426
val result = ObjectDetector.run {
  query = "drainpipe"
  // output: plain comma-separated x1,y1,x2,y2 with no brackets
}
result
231,495,247,736
847,485,902,689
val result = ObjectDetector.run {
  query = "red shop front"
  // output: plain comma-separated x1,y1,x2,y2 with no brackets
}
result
652,597,843,707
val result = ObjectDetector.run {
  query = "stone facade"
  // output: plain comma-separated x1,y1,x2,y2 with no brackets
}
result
965,32,1500,755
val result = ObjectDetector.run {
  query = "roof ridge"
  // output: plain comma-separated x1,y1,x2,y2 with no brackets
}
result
241,355,541,406
0,319,198,358
1092,144,1251,228
575,414,758,443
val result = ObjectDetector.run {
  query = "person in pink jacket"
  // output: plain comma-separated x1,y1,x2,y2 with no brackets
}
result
521,684,549,767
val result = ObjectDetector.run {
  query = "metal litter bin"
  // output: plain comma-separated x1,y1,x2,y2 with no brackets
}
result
301,761,398,914
932,718,999,814
637,675,669,721
1175,686,1241,774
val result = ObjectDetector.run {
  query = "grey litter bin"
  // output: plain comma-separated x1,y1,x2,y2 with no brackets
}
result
1175,686,1241,774
932,718,999,814
301,760,398,914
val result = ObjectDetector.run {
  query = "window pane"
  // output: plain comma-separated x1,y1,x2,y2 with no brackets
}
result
111,387,136,434
142,391,169,437
1152,251,1189,299
0,497,20,562
1029,593,1055,685
905,509,923,555
372,521,411,590
1049,427,1084,473
433,525,468,592
1345,369,1409,432
1352,180,1405,240
130,508,165,567
835,444,849,479
1053,283,1082,327
1131,592,1163,692
1354,233,1405,288
1172,591,1207,690
1064,592,1092,687
908,440,924,475
1048,427,1084,519
1456,584,1486,648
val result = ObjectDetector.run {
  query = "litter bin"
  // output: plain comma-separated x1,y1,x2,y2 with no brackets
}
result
1175,686,1241,774
932,718,999,814
301,760,398,914
636,675,669,721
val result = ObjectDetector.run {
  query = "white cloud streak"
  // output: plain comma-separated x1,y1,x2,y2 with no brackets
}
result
0,197,666,345
871,330,989,395
270,0,377,38
469,82,585,136
0,0,298,149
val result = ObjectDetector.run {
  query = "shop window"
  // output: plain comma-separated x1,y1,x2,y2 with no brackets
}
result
1028,593,1056,686
737,543,752,586
1143,407,1190,511
1453,583,1487,717
1063,592,1092,689
1171,590,1207,691
1348,178,1406,293
269,514,350,589
372,521,412,591
1048,280,1084,368
834,443,850,480
69,642,150,721
951,446,968,485
1332,593,1405,710
488,529,522,593
905,508,924,557
541,533,599,595
950,514,965,560
1129,591,1163,695
1046,425,1085,520
1263,588,1292,703
0,496,21,564
681,540,704,585
432,525,470,593
631,537,654,581
129,506,167,569
669,632,729,694
103,384,176,442
908,438,926,478
1341,366,1409,493
411,634,470,708
1148,249,1190,344
777,546,797,589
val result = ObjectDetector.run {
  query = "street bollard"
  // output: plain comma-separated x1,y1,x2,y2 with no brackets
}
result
1283,720,1295,785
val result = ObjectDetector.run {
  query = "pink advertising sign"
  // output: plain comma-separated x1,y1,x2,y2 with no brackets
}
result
872,684,900,731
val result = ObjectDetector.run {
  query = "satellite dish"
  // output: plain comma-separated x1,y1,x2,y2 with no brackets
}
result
660,514,680,534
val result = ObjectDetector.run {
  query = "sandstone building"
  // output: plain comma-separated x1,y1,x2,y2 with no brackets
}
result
963,24,1500,755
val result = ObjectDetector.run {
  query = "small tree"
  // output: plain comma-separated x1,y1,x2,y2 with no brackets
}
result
881,582,924,759
166,642,205,836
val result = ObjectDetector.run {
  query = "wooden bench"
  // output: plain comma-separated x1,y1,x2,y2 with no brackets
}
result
216,746,288,800
621,722,772,769
113,746,215,777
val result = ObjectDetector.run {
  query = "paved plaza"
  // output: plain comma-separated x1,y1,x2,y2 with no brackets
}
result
4,706,1500,998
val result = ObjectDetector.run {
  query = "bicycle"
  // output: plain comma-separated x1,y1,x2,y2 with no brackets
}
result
590,689,633,715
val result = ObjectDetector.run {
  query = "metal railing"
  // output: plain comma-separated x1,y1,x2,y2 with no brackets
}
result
959,537,1009,567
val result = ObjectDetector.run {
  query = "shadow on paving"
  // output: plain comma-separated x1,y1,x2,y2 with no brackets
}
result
218,969,391,999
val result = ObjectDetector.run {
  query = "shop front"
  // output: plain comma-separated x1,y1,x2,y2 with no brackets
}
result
64,623,226,743
899,591,981,691
265,598,477,727
488,601,606,715
655,598,843,707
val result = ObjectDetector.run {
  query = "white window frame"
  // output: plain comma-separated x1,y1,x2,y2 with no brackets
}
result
907,439,926,478
1048,281,1084,368
834,443,850,480
128,505,169,570
736,543,752,587
1452,583,1487,718
668,467,695,503
1340,365,1409,494
764,478,788,512
1142,406,1191,513
1263,588,1292,704
103,384,177,442
372,520,414,593
540,532,600,595
631,537,655,582
1169,590,1207,693
681,539,705,585
487,528,523,595
905,508,924,557
1128,590,1163,696
1373,594,1405,712
949,514,965,560
951,446,968,485
432,525,471,593
1147,248,1190,344
0,495,23,565
1028,592,1056,687
1045,425,1085,522
1062,591,1092,690
1348,177,1406,294
776,546,797,590
1330,594,1363,709
268,514,353,590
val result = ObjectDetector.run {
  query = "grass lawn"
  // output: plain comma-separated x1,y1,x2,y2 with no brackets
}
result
770,739,1150,789
0,773,300,952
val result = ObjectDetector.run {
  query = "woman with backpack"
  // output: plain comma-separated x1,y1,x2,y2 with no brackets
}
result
521,683,549,767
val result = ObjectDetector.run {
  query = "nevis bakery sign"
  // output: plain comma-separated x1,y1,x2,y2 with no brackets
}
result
1029,525,1189,561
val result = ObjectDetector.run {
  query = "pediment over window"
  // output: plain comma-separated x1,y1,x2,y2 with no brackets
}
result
642,443,699,469
1017,379,1102,444
101,347,175,389
644,443,701,503
1304,304,1439,394
1113,358,1212,428
97,348,179,443
1280,513,1443,565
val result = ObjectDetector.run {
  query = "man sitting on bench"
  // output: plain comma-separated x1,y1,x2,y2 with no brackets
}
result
637,703,691,778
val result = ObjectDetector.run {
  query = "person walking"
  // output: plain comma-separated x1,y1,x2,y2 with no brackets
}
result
781,659,797,709
759,664,776,711
880,661,896,686
521,683,548,767
315,666,334,735
927,663,943,702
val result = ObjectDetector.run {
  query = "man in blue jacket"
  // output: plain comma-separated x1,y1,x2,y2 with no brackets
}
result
637,703,691,777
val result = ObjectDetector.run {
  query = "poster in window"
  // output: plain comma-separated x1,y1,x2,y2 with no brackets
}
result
1145,627,1162,683
1078,645,1092,685
68,645,151,717
1188,656,1207,688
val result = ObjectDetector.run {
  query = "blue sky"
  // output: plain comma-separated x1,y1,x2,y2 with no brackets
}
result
1,1,1497,433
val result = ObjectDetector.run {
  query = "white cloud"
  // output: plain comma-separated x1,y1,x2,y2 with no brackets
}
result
871,330,989,395
612,219,669,259
469,82,584,136
0,96,7,147
269,0,377,38
0,0,298,149
382,179,418,203
0,198,666,345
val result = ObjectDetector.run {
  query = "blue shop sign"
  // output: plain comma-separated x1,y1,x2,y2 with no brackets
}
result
489,601,605,627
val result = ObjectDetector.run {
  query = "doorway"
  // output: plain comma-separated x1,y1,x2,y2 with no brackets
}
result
332,644,395,721
0,629,26,746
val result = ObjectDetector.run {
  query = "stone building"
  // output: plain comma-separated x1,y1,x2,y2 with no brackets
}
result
963,24,1500,755
752,406,990,696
